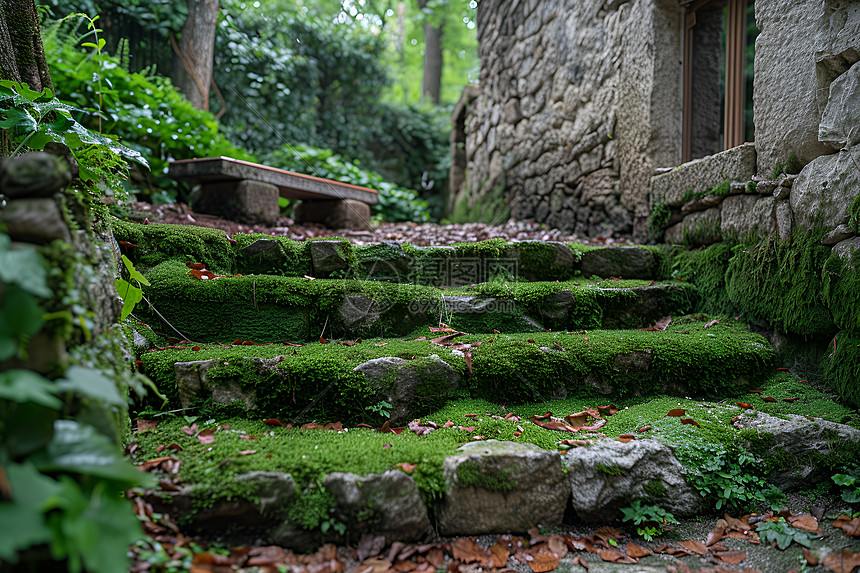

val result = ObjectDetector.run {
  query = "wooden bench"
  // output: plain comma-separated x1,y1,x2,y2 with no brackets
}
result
168,156,378,229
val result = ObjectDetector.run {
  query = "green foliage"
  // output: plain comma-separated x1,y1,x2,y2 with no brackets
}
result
263,144,429,222
670,242,735,316
0,234,51,361
725,230,835,337
365,400,393,420
43,17,251,201
682,445,782,512
756,517,815,550
0,79,146,197
115,254,149,320
832,472,860,504
649,199,672,241
620,500,678,541
0,233,155,571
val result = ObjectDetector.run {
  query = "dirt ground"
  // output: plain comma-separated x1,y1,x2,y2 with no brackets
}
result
117,201,628,246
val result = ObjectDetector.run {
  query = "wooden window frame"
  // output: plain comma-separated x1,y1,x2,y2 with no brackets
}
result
680,0,748,163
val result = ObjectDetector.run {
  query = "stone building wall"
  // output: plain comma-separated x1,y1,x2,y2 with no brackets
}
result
651,0,860,247
450,0,682,240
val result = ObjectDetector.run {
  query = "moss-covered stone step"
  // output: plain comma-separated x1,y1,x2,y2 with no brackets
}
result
136,259,696,342
129,385,860,550
113,219,662,283
133,318,774,425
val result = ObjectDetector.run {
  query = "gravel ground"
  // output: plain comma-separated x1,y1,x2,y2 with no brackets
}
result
118,201,631,246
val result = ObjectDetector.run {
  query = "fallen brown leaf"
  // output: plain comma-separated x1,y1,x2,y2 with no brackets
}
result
821,548,860,573
196,429,215,445
529,550,560,573
360,557,391,573
571,555,589,570
136,419,159,431
547,535,568,558
787,513,821,535
714,550,747,564
625,542,651,558
425,548,445,569
706,526,726,546
450,538,488,566
833,514,860,537
666,408,686,417
596,547,627,563
679,540,707,555
488,544,509,568
802,547,819,566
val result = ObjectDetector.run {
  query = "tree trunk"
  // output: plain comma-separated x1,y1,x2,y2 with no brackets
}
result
0,0,53,155
171,0,219,110
418,0,443,105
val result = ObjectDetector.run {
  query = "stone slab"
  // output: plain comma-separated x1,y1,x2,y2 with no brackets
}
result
664,207,722,246
170,156,378,204
564,438,705,521
790,147,860,231
721,195,775,240
650,144,756,208
436,440,568,536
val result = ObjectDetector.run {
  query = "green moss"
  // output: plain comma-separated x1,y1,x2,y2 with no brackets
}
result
670,243,734,316
112,219,236,274
594,463,625,476
822,246,860,333
649,199,672,241
745,181,757,194
725,230,835,337
233,234,312,276
681,180,731,204
287,486,335,530
849,194,860,235
770,153,802,180
825,331,860,408
644,478,667,499
456,461,517,492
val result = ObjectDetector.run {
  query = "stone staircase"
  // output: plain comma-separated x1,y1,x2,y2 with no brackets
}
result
119,220,859,551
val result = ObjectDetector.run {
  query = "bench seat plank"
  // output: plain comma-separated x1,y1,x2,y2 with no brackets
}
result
169,156,379,205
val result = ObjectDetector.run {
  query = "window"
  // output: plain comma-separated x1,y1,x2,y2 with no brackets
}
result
681,0,758,162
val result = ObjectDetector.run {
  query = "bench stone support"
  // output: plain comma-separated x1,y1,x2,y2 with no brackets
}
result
191,180,280,225
294,199,372,230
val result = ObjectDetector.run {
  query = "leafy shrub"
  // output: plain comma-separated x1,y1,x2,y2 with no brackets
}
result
263,144,430,223
620,500,678,541
0,233,155,572
756,518,815,550
43,16,253,201
833,472,860,503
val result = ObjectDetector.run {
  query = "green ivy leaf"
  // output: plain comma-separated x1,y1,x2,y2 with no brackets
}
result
0,370,62,409
0,462,62,560
31,420,156,488
122,254,150,286
0,235,51,298
56,366,125,407
47,476,144,573
115,278,143,321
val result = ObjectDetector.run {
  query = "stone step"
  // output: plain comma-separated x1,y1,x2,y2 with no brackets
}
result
129,386,860,551
132,318,774,426
136,259,696,342
113,219,662,283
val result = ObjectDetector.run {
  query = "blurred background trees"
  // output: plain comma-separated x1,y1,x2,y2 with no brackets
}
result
34,0,479,221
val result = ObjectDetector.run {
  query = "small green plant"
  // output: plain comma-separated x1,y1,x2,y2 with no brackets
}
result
648,198,672,240
832,472,860,503
687,449,784,512
115,255,150,320
0,80,146,189
365,400,392,420
756,517,815,550
620,500,679,541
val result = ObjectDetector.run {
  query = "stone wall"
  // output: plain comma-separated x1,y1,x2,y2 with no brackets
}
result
654,0,860,248
451,0,682,240
753,0,860,176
